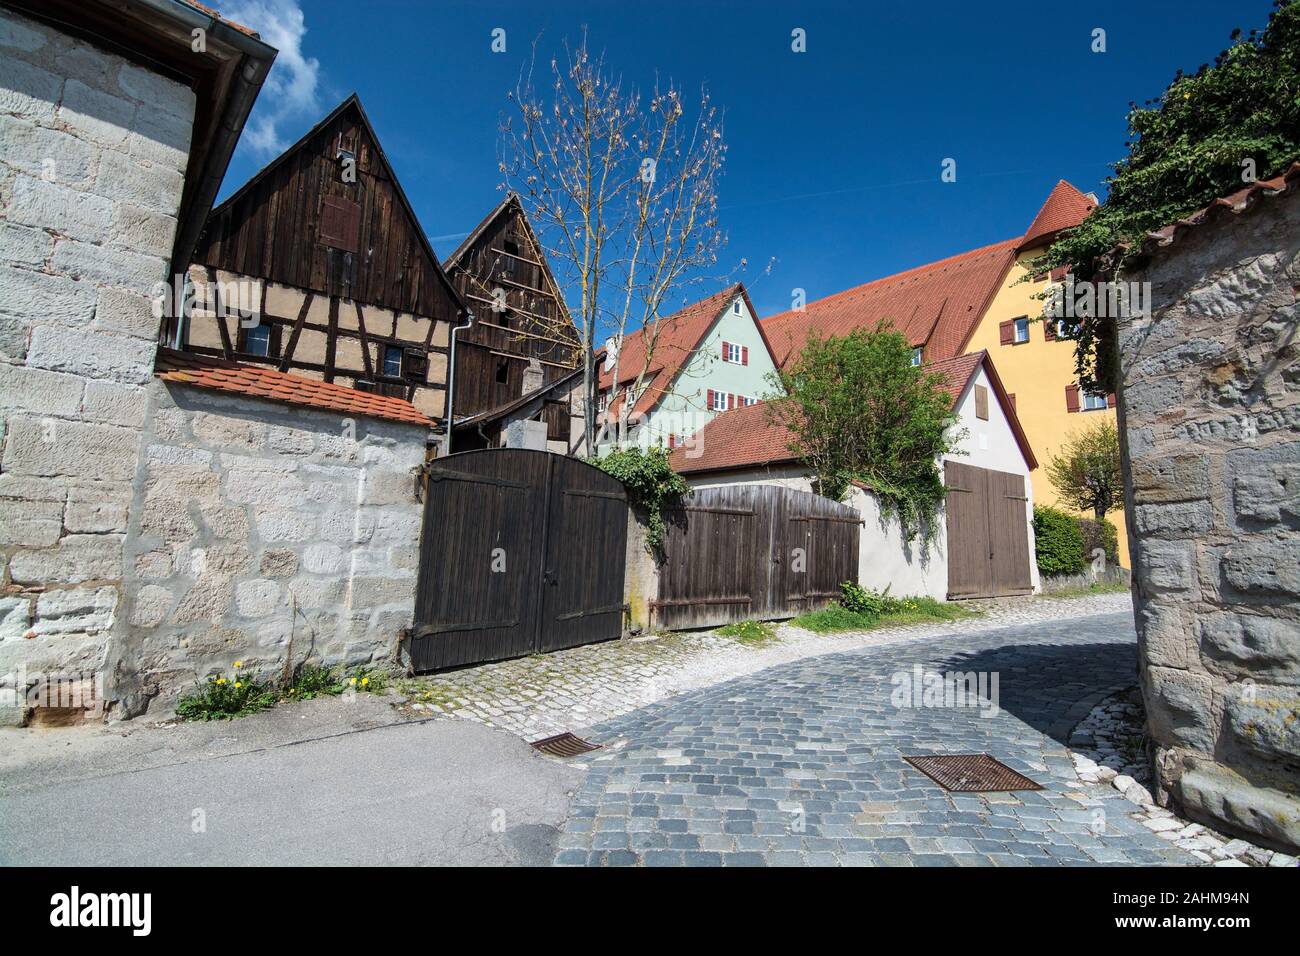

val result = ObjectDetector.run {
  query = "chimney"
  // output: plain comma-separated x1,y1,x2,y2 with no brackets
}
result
521,358,544,395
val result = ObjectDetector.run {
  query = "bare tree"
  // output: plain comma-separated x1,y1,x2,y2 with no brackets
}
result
500,33,727,449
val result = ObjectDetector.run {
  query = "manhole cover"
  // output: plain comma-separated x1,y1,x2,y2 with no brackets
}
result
529,732,601,758
903,754,1043,792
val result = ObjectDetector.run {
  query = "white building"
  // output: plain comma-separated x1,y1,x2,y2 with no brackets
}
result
669,351,1040,600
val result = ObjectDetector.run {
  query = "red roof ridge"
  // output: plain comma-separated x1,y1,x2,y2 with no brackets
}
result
154,349,435,428
1018,179,1096,252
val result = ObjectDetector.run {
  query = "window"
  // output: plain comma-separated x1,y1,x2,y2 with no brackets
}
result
598,391,608,412
1083,391,1108,411
243,323,270,357
723,342,743,364
910,347,922,367
741,395,758,407
732,300,741,315
500,239,519,277
709,389,729,412
382,345,402,378
1014,318,1030,343
495,359,510,384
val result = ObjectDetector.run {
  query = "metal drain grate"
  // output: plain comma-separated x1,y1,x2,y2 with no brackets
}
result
530,732,601,758
903,753,1043,792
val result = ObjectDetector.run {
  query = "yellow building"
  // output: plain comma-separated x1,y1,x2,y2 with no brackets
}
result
764,180,1128,566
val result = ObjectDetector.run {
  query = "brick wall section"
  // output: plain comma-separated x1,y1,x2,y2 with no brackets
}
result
114,382,426,713
0,9,194,696
1118,187,1300,852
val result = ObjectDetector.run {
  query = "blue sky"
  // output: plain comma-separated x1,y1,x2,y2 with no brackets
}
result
219,0,1264,323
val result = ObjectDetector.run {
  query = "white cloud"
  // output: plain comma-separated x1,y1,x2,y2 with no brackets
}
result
225,0,321,157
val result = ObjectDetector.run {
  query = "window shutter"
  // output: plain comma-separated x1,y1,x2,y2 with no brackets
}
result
974,384,989,421
1107,392,1117,408
741,346,749,365
1065,384,1080,413
320,195,361,253
720,341,729,361
707,388,715,409
728,393,735,410
999,320,1014,345
1044,320,1056,342
403,349,429,383
668,434,676,450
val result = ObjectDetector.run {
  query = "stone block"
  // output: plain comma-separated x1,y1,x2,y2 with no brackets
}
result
0,498,62,547
8,534,124,585
94,287,161,339
1138,540,1196,592
82,380,147,427
1133,500,1213,537
1221,547,1300,599
0,266,97,328
110,203,178,259
134,550,172,579
0,8,50,53
51,236,167,292
1145,665,1217,753
1200,611,1300,682
57,78,133,147
64,492,128,534
0,114,96,188
116,61,193,119
302,543,346,575
1130,453,1211,504
26,324,155,384
8,174,114,242
129,584,173,628
190,412,267,451
254,508,314,543
0,220,51,267
0,362,84,418
1233,463,1300,525
0,596,33,641
0,55,61,121
1137,604,1191,669
1177,763,1300,853
259,548,299,578
235,579,280,618
32,586,116,635
1226,689,1300,765
1,415,140,481
93,149,183,216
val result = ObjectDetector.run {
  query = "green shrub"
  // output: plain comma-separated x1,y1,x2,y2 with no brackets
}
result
589,445,689,551
1034,506,1087,576
176,663,276,721
715,620,777,644
838,582,904,616
282,663,344,702
791,588,976,633
1077,516,1120,565
344,669,386,694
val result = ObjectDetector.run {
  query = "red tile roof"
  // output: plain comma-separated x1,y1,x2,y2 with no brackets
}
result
183,1,259,37
1018,180,1096,252
670,350,1035,475
762,238,1021,366
1139,162,1300,259
599,283,777,419
154,349,435,428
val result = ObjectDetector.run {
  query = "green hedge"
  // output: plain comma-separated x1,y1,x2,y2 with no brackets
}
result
1033,506,1087,576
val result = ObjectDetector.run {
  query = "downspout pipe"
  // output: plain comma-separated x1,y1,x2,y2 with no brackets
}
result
443,309,475,455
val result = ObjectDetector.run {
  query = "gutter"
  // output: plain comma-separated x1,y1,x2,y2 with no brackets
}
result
442,309,475,454
135,0,279,276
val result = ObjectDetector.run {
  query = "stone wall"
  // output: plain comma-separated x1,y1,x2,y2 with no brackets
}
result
112,382,427,713
1117,185,1300,852
0,8,194,705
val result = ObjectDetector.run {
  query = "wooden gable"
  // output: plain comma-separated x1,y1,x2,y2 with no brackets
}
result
193,94,462,323
444,194,583,417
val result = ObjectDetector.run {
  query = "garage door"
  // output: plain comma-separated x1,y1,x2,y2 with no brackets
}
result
944,460,1033,599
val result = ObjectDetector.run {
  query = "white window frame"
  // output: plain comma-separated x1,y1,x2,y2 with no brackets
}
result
244,323,270,357
724,342,743,364
1082,390,1108,411
711,390,729,412
910,347,922,367
382,344,403,378
1014,318,1030,344
732,300,742,315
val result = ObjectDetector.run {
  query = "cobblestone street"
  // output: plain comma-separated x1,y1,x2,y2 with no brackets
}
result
396,592,1132,739
550,607,1203,867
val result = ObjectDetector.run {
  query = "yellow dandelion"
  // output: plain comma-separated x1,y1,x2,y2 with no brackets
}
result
234,681,242,689
216,678,226,685
349,677,358,686
234,660,243,668
361,677,370,687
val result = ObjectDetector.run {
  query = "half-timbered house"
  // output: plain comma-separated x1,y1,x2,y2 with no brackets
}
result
442,193,587,454
181,94,463,430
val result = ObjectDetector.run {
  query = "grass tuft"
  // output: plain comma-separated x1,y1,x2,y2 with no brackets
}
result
791,594,978,634
715,620,778,644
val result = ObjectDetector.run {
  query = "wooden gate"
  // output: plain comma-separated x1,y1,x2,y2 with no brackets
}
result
944,460,1033,599
409,449,628,671
652,485,860,630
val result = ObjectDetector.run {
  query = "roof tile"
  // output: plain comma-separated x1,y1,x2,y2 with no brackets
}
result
154,349,435,428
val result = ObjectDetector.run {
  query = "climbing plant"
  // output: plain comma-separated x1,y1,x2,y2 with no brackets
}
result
1026,0,1300,391
590,444,689,552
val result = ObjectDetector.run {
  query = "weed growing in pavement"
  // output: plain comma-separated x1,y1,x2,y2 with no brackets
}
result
176,662,277,721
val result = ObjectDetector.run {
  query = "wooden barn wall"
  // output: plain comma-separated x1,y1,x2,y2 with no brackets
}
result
193,106,459,324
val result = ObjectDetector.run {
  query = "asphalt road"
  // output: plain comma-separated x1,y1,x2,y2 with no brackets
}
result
0,707,582,866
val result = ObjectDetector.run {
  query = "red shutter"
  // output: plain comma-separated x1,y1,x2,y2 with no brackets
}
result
999,320,1014,345
1065,384,1080,413
741,346,749,365
668,434,676,450
727,393,735,410
1044,320,1056,342
707,389,715,410
721,341,729,361
1107,392,1117,408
